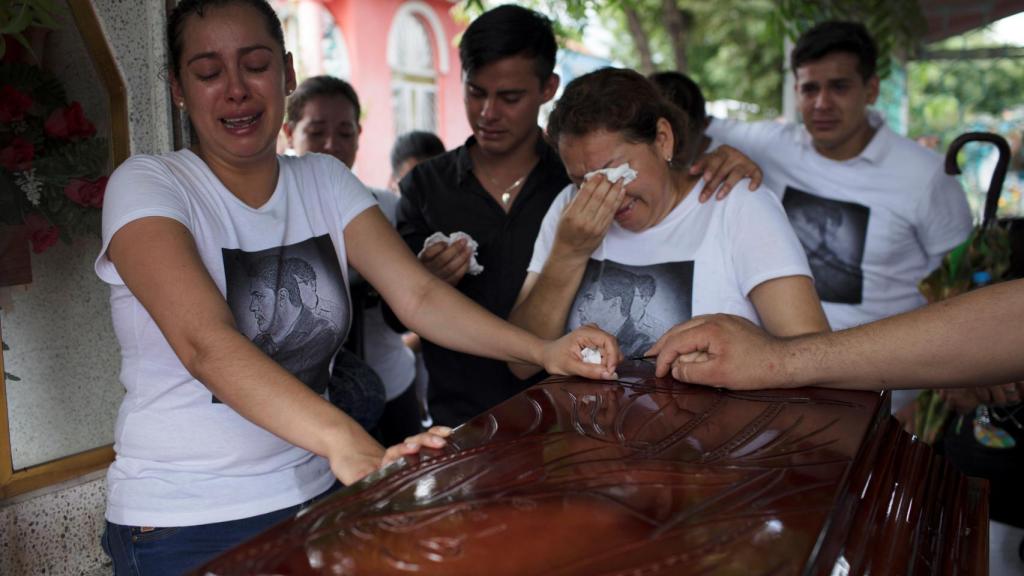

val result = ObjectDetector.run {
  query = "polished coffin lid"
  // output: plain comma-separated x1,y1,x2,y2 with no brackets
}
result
198,363,988,575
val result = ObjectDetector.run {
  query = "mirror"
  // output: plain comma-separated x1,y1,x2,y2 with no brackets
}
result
0,1,129,499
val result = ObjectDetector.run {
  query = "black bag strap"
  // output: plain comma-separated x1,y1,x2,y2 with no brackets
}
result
945,132,1011,230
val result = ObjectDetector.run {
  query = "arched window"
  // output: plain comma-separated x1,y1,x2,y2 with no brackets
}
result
388,2,447,136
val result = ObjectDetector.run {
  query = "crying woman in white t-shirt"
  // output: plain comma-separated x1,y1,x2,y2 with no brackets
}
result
509,68,830,377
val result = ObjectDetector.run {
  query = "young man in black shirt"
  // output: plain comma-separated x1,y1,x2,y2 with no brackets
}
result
396,5,563,427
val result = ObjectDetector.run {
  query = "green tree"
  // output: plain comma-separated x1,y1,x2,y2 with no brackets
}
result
908,26,1024,144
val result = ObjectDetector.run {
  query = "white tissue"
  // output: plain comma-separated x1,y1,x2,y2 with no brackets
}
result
419,231,484,275
581,346,603,365
584,163,637,186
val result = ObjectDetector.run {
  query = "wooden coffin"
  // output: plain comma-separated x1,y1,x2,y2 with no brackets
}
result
197,362,988,575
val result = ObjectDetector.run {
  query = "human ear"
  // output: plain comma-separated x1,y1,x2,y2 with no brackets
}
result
284,52,297,95
282,122,295,147
169,75,186,110
655,117,676,162
865,75,880,105
541,73,560,103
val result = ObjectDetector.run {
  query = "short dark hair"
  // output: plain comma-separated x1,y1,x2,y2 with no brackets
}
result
390,131,445,175
791,20,877,81
167,0,285,79
649,71,706,163
547,67,689,168
286,75,360,127
459,4,557,83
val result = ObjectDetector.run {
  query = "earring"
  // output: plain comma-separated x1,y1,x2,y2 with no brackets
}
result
177,101,186,110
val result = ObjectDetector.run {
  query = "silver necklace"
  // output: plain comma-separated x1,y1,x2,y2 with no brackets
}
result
499,175,527,206
478,168,529,206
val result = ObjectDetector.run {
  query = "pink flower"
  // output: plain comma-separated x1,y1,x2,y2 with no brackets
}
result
0,85,33,122
0,137,34,171
24,213,58,254
64,176,107,208
44,101,96,140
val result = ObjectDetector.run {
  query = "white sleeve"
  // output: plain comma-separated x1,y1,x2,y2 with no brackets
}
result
916,165,973,270
95,155,192,285
313,154,377,231
527,184,575,274
704,118,784,163
370,189,400,227
725,181,813,296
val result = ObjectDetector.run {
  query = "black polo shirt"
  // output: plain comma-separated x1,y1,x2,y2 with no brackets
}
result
396,132,570,427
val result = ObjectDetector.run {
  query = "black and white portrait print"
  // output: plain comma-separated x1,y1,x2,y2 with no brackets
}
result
783,187,869,304
221,235,347,400
566,259,694,358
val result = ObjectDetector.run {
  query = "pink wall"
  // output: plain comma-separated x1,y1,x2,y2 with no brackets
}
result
327,0,470,189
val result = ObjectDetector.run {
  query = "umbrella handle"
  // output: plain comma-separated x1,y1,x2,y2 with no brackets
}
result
945,132,1011,230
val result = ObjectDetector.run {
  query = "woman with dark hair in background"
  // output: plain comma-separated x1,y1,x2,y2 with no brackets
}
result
283,75,428,445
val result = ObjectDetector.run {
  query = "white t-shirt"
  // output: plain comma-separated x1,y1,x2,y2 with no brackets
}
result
528,179,812,358
94,150,376,526
707,113,973,330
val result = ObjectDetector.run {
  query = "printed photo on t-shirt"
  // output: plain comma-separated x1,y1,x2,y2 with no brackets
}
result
566,259,694,358
783,188,869,305
219,235,347,402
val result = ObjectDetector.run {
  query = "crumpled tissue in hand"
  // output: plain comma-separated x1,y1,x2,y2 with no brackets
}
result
584,163,637,186
419,231,484,275
581,346,603,365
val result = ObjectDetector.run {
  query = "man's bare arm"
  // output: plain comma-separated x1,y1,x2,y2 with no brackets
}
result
647,279,1024,391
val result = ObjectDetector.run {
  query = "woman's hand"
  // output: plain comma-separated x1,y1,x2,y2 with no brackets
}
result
328,440,386,486
381,426,453,468
328,426,453,485
554,174,625,260
541,324,622,380
690,145,763,202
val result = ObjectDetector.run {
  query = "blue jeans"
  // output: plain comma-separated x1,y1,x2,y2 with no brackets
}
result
101,483,339,576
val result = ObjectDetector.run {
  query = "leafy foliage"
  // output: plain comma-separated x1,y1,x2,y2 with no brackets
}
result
0,0,63,60
908,27,1024,143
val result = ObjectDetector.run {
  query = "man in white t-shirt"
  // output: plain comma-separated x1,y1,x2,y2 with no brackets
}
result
706,21,972,333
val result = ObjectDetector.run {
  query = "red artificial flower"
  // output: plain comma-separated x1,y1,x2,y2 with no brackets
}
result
44,101,96,140
0,85,33,122
0,137,34,171
64,176,107,208
24,213,58,254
